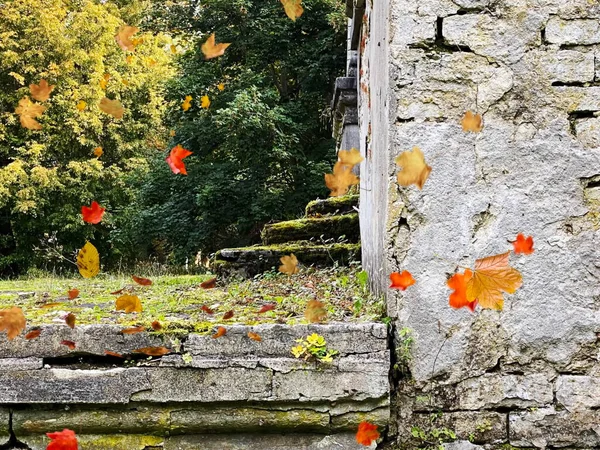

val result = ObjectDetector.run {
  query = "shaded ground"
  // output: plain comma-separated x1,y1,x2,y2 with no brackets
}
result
0,266,385,335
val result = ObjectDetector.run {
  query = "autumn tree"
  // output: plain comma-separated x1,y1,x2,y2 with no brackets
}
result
123,0,347,262
0,0,174,274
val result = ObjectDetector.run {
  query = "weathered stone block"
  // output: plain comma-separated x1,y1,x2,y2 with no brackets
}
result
20,434,164,450
0,368,150,403
556,375,600,411
555,86,600,111
261,214,360,245
546,17,600,45
330,406,390,430
575,117,600,149
455,373,553,410
510,407,600,448
0,357,43,370
542,49,595,83
0,408,9,440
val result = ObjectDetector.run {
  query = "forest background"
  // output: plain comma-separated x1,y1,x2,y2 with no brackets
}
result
0,0,347,276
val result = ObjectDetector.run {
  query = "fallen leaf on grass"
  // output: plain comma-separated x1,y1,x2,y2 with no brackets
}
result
201,305,215,314
40,302,64,309
68,289,79,300
389,271,416,290
61,340,76,350
151,321,162,331
133,346,170,356
0,306,26,340
212,326,226,338
200,277,217,289
132,275,152,286
222,310,234,320
65,313,76,329
25,329,41,340
115,294,142,313
258,304,276,313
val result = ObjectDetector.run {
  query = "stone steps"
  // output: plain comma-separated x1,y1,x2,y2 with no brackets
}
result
261,213,359,245
305,194,358,217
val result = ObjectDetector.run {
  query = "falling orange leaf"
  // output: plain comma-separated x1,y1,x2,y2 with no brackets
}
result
81,201,105,224
212,326,227,338
222,310,234,320
462,110,483,132
15,97,46,130
104,350,124,358
0,307,26,341
93,147,103,158
279,254,299,275
47,429,78,450
248,331,262,342
115,294,143,313
68,289,79,300
151,321,162,331
338,148,364,167
200,277,217,289
115,25,140,51
389,271,416,291
201,305,215,314
217,83,225,91
395,147,431,190
132,275,152,286
99,97,124,119
133,346,170,356
258,304,276,313
356,421,379,446
512,233,534,255
29,79,55,102
201,33,231,60
65,313,76,329
25,329,41,340
325,161,359,197
182,95,192,111
447,269,477,312
61,340,76,350
280,0,304,21
166,144,193,175
76,100,87,111
122,325,145,334
304,300,327,323
466,252,523,310
201,95,210,109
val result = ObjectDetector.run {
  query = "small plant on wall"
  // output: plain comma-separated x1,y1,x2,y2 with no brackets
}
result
291,333,339,363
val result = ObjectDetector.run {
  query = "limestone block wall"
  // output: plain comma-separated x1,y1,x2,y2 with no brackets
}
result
0,323,389,449
359,0,600,447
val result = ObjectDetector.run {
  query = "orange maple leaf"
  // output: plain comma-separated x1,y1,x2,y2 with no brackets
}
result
201,95,210,109
81,201,105,224
166,144,193,175
512,233,534,255
65,313,76,329
0,307,26,340
462,110,483,132
99,97,124,119
201,33,231,60
466,252,523,310
447,269,477,312
15,97,45,130
279,254,299,275
356,421,379,446
389,271,416,290
93,147,103,158
325,161,359,197
280,0,304,21
212,326,227,338
115,25,140,51
304,300,327,323
115,294,143,313
47,429,78,450
29,79,55,102
68,288,79,300
395,147,431,190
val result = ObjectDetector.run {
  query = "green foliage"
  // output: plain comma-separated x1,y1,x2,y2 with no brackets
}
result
125,0,346,262
394,327,414,375
410,422,457,450
291,333,338,363
0,0,174,274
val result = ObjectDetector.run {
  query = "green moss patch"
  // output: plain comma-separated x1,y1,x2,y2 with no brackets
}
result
261,214,359,245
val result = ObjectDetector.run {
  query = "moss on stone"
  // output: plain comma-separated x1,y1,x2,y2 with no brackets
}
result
261,214,359,245
305,195,359,217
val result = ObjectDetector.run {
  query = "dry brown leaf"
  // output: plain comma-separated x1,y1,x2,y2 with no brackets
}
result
122,325,145,334
280,0,304,21
279,254,299,275
395,147,432,190
99,97,124,119
15,97,46,130
25,329,41,340
200,277,217,289
325,161,359,197
0,306,26,340
133,346,170,356
201,33,231,60
466,251,523,310
104,350,124,358
115,294,142,313
29,79,55,102
338,148,364,167
115,25,140,51
222,310,234,320
248,331,262,342
65,313,76,329
461,110,483,133
132,275,152,286
68,288,79,300
61,340,76,350
151,321,162,331
304,300,327,323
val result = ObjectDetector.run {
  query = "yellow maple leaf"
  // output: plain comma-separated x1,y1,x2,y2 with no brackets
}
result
395,147,432,190
201,95,210,109
338,148,364,167
201,33,231,60
182,95,192,111
99,79,108,90
279,254,299,275
169,129,176,137
115,25,139,52
14,97,46,130
147,58,157,67
126,54,134,65
76,100,87,111
29,79,55,102
115,294,143,313
217,83,225,91
0,307,26,341
99,97,124,119
93,147,103,158
325,161,359,197
466,252,523,310
280,0,304,21
170,44,177,54
462,110,483,133
77,241,100,278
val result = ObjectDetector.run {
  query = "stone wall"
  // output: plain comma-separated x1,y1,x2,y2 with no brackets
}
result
358,0,600,447
0,323,389,449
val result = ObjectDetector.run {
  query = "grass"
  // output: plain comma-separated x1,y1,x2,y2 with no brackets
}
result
0,265,385,335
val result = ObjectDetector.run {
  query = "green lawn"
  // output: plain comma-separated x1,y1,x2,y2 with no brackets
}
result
0,266,385,335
